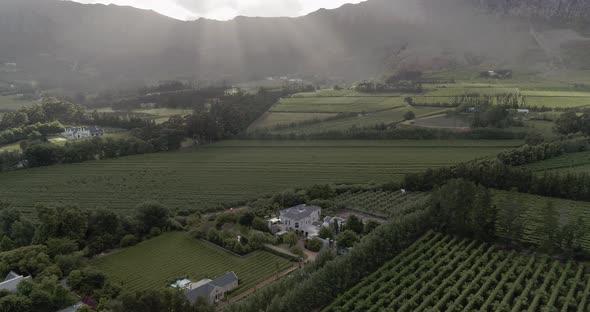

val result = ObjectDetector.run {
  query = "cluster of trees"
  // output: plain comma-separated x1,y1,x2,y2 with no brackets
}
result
0,200,195,312
354,81,423,94
555,111,590,135
190,211,276,255
0,121,65,146
498,137,589,166
249,126,526,140
0,99,85,130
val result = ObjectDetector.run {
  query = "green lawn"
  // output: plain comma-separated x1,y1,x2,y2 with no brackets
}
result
249,112,338,130
131,108,193,124
0,140,521,217
91,232,293,293
271,97,406,113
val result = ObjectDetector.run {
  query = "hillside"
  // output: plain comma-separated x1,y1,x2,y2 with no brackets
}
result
0,0,589,91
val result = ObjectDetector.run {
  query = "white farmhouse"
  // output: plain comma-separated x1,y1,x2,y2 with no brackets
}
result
62,127,105,140
0,271,31,292
175,272,239,305
279,204,321,237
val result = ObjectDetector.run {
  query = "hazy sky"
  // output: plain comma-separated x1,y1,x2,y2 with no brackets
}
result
70,0,365,20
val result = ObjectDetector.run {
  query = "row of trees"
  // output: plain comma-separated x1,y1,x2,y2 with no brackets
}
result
0,121,65,146
497,136,589,166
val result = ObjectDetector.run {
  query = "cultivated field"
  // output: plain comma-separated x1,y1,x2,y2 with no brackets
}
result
271,97,406,113
494,191,590,249
521,150,590,174
0,140,521,217
324,232,590,312
249,112,338,130
92,232,293,293
333,190,430,219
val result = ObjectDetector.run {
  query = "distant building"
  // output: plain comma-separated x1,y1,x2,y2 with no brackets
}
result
62,127,105,140
0,271,31,292
140,102,157,109
516,109,530,114
174,272,239,305
480,70,513,79
56,302,87,312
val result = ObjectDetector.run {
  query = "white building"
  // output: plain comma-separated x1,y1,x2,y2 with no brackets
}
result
62,127,105,140
174,272,239,305
0,271,31,292
279,204,322,237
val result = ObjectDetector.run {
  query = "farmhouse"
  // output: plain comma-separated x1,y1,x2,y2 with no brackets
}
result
62,127,105,140
516,109,530,114
175,272,239,305
274,204,322,237
0,271,31,292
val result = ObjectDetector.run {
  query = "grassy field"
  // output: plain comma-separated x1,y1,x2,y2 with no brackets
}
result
324,232,590,312
0,95,35,111
249,112,338,130
131,108,193,124
91,232,293,293
0,140,521,217
271,97,406,113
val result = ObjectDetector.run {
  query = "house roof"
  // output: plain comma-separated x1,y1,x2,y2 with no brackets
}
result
185,283,219,303
0,273,31,292
88,126,104,134
4,271,19,281
280,204,321,221
56,302,86,312
210,272,238,288
171,279,192,288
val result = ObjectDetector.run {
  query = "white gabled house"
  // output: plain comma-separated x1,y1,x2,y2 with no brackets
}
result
0,271,31,292
275,204,322,237
62,127,105,140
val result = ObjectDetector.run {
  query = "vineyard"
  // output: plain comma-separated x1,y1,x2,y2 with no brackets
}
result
494,191,590,250
0,140,519,218
522,151,590,174
324,232,590,312
334,190,431,218
91,232,293,294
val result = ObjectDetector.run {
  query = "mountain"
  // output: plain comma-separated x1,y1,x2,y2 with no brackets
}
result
0,0,589,92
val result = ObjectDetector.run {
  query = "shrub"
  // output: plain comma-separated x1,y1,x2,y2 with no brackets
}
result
289,246,304,257
119,234,138,247
305,239,323,252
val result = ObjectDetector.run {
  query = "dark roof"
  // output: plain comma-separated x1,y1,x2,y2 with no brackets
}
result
209,272,238,288
280,204,321,221
185,284,217,304
88,127,104,134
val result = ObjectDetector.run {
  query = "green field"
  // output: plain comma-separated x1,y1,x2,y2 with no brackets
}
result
271,97,406,113
333,190,430,218
131,108,193,124
324,232,590,312
521,151,590,174
249,112,338,130
272,107,446,135
0,140,521,217
494,191,590,249
91,232,293,293
0,95,35,111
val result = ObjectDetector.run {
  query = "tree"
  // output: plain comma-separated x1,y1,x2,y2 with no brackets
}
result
318,226,334,240
305,238,323,252
0,294,32,312
363,221,380,235
555,111,580,135
67,268,106,296
345,215,364,235
307,184,336,200
252,217,269,233
404,111,416,120
238,212,255,227
0,236,16,252
404,97,414,105
497,191,526,244
46,238,78,257
135,201,169,233
337,230,359,249
283,232,298,247
471,186,496,242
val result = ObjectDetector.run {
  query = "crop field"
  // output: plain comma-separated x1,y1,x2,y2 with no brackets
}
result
521,151,590,174
92,232,293,293
271,97,406,113
0,95,35,111
249,112,338,130
272,106,446,135
0,140,521,217
324,232,590,312
333,190,430,218
131,108,193,124
493,191,590,250
524,96,590,108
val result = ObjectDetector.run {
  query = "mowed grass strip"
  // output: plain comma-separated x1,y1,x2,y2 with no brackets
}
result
0,140,522,216
91,232,293,293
